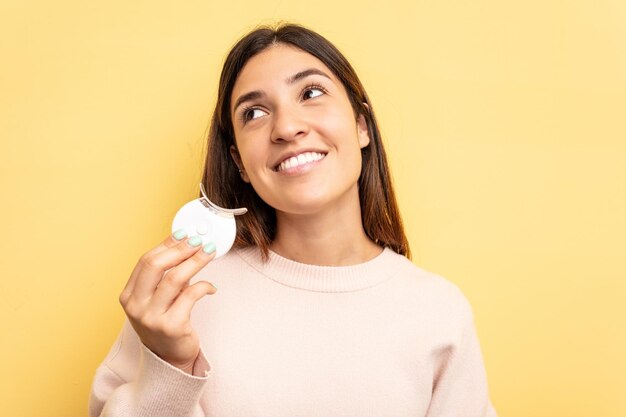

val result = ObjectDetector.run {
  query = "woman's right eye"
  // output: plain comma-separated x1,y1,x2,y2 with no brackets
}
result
243,107,267,122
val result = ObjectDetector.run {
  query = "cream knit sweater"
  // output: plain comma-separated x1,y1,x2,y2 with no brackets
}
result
89,247,497,417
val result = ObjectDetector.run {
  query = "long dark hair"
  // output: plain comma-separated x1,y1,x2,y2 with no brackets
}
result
201,23,410,260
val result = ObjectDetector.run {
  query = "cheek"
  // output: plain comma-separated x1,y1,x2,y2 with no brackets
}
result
313,107,355,137
235,134,267,169
316,114,361,155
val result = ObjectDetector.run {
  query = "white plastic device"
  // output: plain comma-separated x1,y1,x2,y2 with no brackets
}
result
172,183,247,258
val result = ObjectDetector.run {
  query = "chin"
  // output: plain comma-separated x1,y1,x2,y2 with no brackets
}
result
251,174,361,216
266,187,360,217
271,197,332,216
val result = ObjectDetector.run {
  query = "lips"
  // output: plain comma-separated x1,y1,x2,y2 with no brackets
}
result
274,151,327,172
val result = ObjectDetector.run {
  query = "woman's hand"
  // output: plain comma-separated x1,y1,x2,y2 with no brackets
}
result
118,231,217,374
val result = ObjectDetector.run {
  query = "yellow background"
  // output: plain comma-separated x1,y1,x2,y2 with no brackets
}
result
1,1,625,416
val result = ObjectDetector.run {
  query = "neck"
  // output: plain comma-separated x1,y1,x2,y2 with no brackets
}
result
269,187,382,266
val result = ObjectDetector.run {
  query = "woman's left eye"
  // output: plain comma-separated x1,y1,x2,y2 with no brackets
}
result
303,86,325,100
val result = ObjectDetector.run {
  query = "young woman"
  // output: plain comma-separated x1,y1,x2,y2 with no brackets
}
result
89,24,497,417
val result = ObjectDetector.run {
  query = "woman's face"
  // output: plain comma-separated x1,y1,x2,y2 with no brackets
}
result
230,43,370,216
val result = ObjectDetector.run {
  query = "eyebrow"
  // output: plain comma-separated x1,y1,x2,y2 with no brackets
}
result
232,68,332,113
286,68,331,85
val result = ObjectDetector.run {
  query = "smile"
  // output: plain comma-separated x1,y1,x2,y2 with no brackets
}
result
275,151,327,172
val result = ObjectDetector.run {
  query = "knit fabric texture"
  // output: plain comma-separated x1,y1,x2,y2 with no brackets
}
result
89,247,498,417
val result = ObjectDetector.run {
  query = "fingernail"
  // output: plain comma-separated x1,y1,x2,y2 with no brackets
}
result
210,283,218,290
173,228,187,240
187,236,203,247
202,242,216,254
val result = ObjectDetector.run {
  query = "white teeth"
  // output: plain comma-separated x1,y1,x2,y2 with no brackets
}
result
277,152,326,172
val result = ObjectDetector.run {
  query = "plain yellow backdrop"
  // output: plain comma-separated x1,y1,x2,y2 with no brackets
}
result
1,1,625,416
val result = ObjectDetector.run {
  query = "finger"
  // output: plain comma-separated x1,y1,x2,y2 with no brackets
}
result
127,236,204,302
120,230,190,303
149,243,217,313
140,229,191,263
165,280,217,324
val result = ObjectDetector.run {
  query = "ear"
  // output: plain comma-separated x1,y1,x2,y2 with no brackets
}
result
229,145,250,183
356,113,371,149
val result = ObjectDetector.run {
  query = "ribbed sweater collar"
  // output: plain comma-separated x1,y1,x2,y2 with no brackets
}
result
234,246,402,293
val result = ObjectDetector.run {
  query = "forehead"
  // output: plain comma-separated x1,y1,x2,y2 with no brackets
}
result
231,44,338,102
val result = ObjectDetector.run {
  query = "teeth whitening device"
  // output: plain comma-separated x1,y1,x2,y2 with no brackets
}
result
171,183,247,258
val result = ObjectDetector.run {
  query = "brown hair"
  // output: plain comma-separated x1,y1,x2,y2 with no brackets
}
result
201,23,411,260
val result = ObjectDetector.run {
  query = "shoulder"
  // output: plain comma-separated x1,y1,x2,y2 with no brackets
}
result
384,250,475,323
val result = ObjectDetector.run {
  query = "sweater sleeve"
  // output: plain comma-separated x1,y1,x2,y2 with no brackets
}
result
425,296,498,417
88,320,211,417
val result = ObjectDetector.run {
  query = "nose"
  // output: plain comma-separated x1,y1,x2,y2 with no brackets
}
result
270,105,309,143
